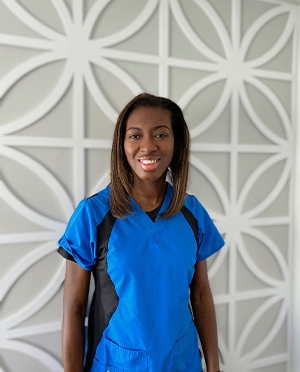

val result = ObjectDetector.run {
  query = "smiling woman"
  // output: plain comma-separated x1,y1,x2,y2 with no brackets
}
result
123,107,174,208
110,94,191,219
58,93,224,372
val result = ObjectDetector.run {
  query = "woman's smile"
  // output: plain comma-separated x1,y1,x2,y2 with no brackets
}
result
138,157,161,170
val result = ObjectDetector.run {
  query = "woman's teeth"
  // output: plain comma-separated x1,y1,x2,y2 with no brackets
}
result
139,159,158,164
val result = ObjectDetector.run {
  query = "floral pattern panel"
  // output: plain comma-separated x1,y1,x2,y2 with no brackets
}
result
0,0,298,371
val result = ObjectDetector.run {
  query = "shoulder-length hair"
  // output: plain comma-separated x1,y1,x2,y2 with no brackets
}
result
110,93,190,218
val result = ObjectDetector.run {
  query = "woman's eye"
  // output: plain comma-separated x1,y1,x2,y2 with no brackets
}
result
128,134,140,139
155,133,168,138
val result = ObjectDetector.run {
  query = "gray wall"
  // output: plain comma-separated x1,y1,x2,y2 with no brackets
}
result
0,0,299,371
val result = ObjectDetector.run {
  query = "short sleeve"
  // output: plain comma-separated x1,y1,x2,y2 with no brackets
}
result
195,198,224,262
58,199,97,271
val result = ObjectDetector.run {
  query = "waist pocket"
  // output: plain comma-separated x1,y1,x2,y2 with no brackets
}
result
91,361,124,372
173,322,202,372
92,337,148,372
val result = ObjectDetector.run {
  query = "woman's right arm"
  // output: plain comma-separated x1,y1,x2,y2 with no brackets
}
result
62,259,91,372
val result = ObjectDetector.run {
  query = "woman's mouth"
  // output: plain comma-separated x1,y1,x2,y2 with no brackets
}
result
138,158,160,170
139,159,159,164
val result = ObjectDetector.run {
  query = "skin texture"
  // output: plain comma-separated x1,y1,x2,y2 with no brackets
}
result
62,105,220,371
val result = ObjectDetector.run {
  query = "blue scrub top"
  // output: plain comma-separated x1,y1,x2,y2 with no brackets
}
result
58,183,224,371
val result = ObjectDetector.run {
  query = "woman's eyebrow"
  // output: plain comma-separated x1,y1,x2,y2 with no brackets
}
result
126,126,142,131
154,125,171,131
126,125,171,132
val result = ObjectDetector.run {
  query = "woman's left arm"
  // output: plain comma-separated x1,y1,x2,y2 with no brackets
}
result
190,260,220,372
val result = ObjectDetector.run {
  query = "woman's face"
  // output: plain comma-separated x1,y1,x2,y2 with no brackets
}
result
124,106,174,187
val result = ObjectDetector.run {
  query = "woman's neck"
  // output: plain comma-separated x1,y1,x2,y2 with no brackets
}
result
132,181,167,212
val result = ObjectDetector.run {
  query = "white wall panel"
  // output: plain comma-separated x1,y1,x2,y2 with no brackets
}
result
0,1,299,371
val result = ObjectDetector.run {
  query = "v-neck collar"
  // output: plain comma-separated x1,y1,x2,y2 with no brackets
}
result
129,182,173,228
146,203,163,222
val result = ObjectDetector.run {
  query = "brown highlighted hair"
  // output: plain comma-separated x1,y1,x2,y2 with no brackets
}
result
110,93,190,218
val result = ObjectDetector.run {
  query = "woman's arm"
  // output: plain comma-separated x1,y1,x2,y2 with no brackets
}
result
190,260,220,372
62,259,91,372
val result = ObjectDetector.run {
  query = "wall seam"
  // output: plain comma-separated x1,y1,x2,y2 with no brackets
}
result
292,4,300,372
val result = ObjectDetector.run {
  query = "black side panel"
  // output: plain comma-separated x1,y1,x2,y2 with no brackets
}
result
84,211,118,371
57,246,76,262
181,205,199,245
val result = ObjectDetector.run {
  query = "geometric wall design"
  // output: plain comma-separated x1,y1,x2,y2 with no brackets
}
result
0,0,299,371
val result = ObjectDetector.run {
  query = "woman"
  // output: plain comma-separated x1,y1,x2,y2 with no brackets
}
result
58,93,224,372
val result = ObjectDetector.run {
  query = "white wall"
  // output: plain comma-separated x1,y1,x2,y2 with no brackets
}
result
0,1,299,371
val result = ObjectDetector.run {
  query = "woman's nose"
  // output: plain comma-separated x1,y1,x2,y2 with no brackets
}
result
140,136,157,152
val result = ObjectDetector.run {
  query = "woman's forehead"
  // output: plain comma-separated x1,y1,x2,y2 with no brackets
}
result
126,106,171,126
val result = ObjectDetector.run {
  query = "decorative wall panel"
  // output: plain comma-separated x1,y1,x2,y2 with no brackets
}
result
0,0,299,371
